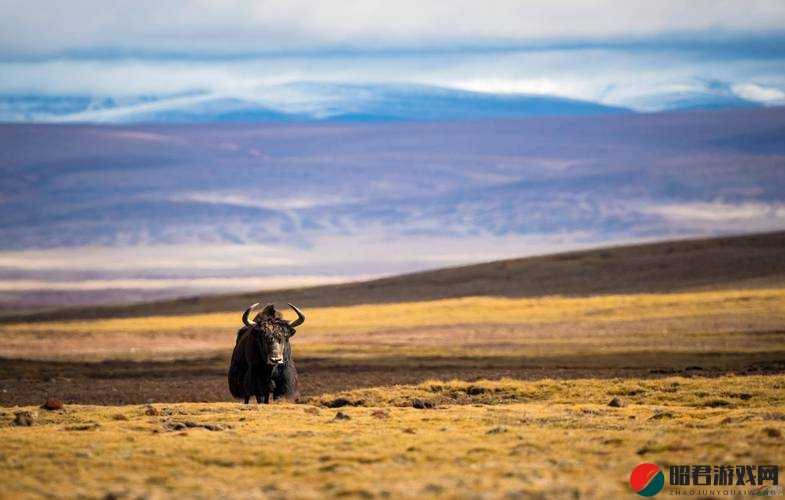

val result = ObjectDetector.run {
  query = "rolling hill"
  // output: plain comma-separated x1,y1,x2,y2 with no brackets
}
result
7,230,785,323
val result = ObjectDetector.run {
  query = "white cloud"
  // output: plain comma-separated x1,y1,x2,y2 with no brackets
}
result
731,83,785,104
644,202,785,221
448,77,590,98
1,1,784,56
171,191,356,210
0,275,367,291
0,1,783,119
2,47,784,114
642,202,785,232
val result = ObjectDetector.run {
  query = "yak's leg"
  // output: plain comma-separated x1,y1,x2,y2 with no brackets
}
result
244,366,256,404
268,379,277,401
259,368,272,404
254,369,263,404
254,382,262,404
263,376,276,403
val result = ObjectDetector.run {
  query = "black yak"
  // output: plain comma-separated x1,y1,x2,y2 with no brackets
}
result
228,302,304,404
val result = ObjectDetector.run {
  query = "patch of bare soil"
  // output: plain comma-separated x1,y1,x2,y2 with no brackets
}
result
1,352,783,406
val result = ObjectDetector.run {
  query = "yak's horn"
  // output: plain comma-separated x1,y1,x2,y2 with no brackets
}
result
287,303,305,327
242,302,260,327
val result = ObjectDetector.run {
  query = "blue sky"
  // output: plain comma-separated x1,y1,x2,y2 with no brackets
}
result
0,1,784,117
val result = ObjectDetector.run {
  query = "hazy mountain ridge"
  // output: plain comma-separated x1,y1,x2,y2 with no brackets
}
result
1,80,773,125
0,82,653,123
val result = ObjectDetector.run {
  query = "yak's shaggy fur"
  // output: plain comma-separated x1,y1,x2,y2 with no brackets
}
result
228,305,301,404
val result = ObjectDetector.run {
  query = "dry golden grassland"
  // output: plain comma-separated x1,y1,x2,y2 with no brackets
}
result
2,288,784,361
2,376,784,499
1,287,784,498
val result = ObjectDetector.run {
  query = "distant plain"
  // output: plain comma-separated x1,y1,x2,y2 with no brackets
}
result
3,107,785,311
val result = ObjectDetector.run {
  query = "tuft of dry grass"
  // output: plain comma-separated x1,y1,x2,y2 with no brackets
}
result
1,375,784,499
308,375,785,409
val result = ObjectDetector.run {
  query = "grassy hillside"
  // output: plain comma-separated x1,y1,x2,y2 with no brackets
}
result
2,287,784,405
6,231,785,323
4,287,785,359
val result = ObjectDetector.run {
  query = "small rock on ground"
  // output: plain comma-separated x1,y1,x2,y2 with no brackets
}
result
65,422,100,431
12,411,35,426
163,421,226,432
41,399,64,411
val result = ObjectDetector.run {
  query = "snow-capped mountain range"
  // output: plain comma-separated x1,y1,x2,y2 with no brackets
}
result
0,82,766,124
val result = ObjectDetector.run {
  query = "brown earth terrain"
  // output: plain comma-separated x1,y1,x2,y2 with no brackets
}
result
0,230,784,407
2,351,784,407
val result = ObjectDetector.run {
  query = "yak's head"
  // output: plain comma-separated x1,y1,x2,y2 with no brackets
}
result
242,302,305,366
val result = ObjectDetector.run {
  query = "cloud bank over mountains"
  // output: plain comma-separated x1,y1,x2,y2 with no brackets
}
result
0,1,784,121
3,1,785,56
0,52,782,122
